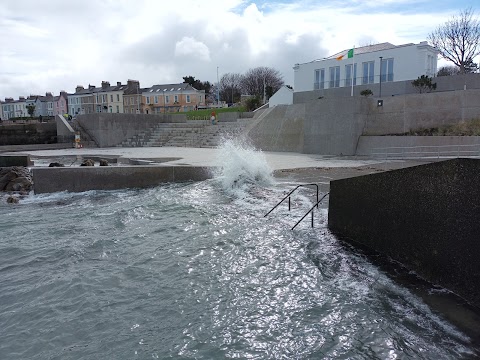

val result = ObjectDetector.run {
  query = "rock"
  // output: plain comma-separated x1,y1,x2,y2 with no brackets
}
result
7,196,19,204
99,159,109,166
49,162,64,167
0,167,33,193
80,159,95,166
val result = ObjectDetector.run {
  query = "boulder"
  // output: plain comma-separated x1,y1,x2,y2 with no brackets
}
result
7,196,19,204
99,159,109,166
49,162,64,167
0,167,33,193
80,159,95,166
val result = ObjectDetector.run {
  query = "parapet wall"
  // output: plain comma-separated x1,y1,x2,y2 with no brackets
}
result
328,158,480,308
32,165,213,194
0,123,57,146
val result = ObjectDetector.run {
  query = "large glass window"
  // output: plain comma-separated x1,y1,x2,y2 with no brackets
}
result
345,63,357,86
362,61,375,84
329,66,340,88
314,69,325,89
381,58,394,82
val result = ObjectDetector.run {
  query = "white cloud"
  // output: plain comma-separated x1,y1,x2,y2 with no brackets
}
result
175,37,211,62
0,0,474,99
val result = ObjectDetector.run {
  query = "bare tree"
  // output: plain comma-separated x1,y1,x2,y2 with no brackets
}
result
437,65,461,76
219,73,243,104
240,67,284,102
429,8,480,74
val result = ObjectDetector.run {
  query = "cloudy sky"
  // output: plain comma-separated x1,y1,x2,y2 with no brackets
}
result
0,0,475,99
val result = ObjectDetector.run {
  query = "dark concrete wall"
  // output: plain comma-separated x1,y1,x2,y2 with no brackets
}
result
328,158,480,308
0,123,57,145
0,155,32,167
31,166,213,194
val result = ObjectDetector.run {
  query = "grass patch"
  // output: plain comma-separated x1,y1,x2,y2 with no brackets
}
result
393,118,480,136
171,107,246,120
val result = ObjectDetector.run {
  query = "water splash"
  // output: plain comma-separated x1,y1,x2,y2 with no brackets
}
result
214,138,274,196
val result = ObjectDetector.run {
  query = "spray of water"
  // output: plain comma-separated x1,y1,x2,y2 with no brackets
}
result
214,138,274,197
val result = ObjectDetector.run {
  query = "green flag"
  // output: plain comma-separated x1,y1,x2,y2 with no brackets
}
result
347,48,354,58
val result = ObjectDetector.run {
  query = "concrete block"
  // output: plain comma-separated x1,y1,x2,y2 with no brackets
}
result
0,155,33,167
31,166,215,194
328,158,480,308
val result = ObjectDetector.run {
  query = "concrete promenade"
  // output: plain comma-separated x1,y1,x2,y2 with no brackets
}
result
6,146,393,171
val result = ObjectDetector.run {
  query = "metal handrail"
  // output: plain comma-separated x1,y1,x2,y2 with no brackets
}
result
291,193,329,230
264,183,319,217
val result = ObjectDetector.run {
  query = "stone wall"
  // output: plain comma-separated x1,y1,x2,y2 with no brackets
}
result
0,123,57,145
328,158,480,308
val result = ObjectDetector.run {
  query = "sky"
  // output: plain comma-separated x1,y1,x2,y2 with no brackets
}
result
0,0,476,99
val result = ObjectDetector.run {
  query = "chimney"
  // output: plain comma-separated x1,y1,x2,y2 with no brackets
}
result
19,96,25,101
46,92,53,98
76,85,84,93
60,91,67,97
88,84,95,90
117,81,121,86
5,97,14,102
101,81,110,89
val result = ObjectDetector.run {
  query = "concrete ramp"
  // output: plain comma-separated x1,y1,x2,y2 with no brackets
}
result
245,104,305,152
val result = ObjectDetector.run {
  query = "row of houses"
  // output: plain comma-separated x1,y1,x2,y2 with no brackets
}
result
0,79,206,120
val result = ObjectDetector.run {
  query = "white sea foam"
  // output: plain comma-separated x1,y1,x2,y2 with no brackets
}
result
214,138,274,197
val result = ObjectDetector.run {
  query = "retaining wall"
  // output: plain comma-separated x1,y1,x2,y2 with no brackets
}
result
76,113,187,147
328,158,480,308
31,166,213,194
0,123,57,145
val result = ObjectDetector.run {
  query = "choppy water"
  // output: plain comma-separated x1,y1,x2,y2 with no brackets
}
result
0,141,478,359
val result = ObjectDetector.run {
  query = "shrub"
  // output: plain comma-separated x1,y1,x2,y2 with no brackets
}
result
412,75,437,93
360,89,373,97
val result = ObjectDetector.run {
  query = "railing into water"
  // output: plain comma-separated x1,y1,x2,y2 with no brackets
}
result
265,184,329,229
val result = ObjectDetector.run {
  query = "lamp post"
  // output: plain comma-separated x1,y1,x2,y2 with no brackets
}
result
216,66,220,107
379,56,383,97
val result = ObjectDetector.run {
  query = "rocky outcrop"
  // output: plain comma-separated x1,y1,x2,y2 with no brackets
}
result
80,159,95,166
0,167,33,193
99,159,109,166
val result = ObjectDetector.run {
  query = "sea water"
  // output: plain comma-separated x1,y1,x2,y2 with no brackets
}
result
0,141,477,359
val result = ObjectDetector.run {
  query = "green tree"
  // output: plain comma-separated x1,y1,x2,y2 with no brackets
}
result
429,8,480,74
182,76,212,94
360,89,373,97
412,75,437,93
26,104,35,117
244,96,261,111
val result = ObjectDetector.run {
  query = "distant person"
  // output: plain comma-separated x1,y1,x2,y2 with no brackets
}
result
211,111,216,125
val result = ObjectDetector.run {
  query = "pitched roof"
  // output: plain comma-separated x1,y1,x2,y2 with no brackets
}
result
144,83,199,94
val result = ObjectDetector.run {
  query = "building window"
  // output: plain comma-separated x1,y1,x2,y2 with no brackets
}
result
345,63,357,87
146,96,150,104
381,58,394,82
199,95,202,103
117,94,120,102
130,97,134,104
154,96,158,104
165,95,169,104
174,95,178,103
329,66,340,88
116,105,119,113
96,95,100,103
362,61,375,84
110,94,113,102
186,95,191,103
315,69,325,89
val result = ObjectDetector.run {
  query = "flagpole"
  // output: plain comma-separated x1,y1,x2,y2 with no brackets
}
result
351,46,355,97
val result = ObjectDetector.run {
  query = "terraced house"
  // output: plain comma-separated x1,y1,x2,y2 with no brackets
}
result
123,79,143,114
2,96,27,119
95,81,127,114
142,83,206,114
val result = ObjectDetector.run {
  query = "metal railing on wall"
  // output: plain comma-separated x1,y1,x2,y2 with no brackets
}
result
265,184,329,230
371,143,480,159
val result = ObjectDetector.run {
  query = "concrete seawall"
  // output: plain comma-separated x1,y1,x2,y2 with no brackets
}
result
328,158,480,308
31,166,214,194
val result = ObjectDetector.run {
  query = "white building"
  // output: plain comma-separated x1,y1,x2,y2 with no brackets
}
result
269,85,294,106
293,41,438,93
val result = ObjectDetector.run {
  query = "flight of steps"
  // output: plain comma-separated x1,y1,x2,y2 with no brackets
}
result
120,119,250,148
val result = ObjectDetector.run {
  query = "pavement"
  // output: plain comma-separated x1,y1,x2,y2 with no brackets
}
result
3,146,428,170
